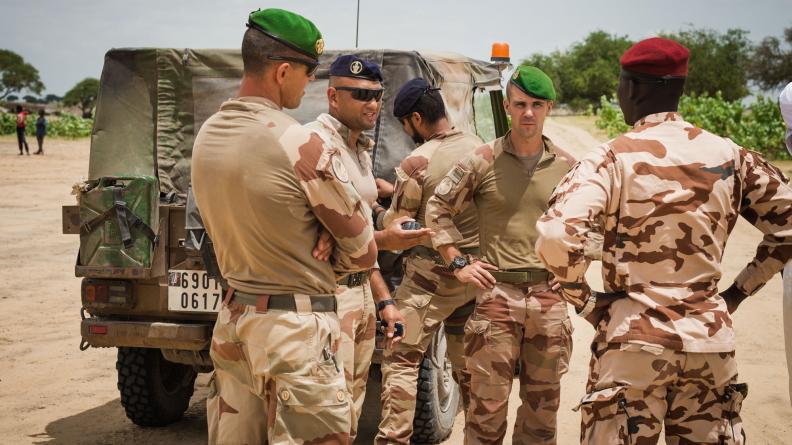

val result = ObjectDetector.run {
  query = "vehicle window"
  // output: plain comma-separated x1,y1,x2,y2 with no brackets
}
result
473,88,496,142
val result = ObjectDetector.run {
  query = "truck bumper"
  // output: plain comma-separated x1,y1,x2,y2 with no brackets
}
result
81,318,212,350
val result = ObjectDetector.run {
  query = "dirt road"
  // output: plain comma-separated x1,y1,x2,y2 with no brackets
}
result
0,117,790,444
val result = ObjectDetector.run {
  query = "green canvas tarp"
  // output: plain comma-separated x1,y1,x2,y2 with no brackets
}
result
89,48,504,200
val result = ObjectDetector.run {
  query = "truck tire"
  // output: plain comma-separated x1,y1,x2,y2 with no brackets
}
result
411,330,460,444
116,347,197,427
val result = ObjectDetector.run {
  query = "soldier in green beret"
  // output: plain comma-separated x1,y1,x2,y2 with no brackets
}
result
425,65,585,444
193,8,376,445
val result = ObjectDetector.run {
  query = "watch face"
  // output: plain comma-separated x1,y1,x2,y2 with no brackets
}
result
451,256,467,270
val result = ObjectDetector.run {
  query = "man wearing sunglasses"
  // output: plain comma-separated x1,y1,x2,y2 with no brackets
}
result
192,9,376,445
374,77,483,445
305,54,406,441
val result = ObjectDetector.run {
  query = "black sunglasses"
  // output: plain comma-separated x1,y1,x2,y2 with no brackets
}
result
267,55,320,76
334,86,385,102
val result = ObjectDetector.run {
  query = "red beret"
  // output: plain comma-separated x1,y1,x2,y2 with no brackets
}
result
620,37,689,78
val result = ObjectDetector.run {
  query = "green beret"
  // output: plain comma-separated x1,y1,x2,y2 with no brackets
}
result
247,8,324,60
510,65,556,101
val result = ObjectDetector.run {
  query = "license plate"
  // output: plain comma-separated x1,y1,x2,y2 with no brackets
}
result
167,270,222,313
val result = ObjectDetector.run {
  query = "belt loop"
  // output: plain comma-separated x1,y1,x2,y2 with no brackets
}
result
223,287,235,305
255,294,270,313
294,294,312,314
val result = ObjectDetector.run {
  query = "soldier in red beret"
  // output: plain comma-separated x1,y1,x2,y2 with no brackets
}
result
536,36,792,444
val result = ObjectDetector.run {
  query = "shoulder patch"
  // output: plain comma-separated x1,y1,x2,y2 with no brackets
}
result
331,155,350,183
435,177,454,195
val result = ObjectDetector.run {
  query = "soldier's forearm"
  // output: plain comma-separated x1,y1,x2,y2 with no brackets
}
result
437,243,462,263
368,269,391,303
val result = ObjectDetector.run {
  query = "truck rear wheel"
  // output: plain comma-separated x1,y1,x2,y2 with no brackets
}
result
116,347,197,427
411,330,460,444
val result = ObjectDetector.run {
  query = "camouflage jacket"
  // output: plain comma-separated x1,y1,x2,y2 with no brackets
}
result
426,132,574,269
192,97,377,295
535,111,792,352
379,129,482,250
305,113,378,208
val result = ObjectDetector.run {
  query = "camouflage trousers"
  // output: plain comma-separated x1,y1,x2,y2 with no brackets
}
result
577,343,746,445
336,280,376,440
784,261,792,406
464,281,572,445
376,256,474,445
206,296,350,445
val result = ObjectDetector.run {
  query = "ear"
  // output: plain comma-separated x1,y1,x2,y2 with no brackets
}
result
546,100,554,115
502,97,510,113
411,111,422,127
274,62,291,86
327,87,338,107
627,77,638,100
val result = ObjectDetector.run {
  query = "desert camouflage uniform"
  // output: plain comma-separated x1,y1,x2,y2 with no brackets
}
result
426,133,576,445
306,113,378,441
375,129,482,444
193,97,377,444
535,111,792,445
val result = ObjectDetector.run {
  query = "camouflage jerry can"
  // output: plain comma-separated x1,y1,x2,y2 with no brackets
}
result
79,175,159,270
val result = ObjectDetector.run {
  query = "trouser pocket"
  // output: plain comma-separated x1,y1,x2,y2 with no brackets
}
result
577,385,636,445
271,373,350,444
720,382,748,445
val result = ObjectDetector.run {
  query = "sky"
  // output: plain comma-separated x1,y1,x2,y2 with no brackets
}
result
1,0,789,96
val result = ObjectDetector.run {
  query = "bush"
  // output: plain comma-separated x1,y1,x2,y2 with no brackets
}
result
593,93,789,160
0,112,93,138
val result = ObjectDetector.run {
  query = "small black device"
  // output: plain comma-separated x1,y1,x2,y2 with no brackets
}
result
400,220,422,230
380,320,405,337
448,255,469,272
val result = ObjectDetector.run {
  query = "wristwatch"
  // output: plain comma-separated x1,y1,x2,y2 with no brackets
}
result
376,299,396,312
448,255,469,272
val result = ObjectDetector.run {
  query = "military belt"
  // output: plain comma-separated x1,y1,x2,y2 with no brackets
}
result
225,288,337,312
409,245,480,266
491,269,550,284
337,271,369,287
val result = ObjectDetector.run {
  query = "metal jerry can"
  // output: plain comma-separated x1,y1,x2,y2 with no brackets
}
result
79,175,159,269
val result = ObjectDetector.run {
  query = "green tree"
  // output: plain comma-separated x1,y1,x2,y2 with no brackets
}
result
749,26,792,91
662,28,752,100
0,49,44,100
44,94,62,103
521,31,633,110
64,77,99,118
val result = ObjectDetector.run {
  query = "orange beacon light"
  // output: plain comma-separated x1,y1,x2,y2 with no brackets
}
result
491,42,510,63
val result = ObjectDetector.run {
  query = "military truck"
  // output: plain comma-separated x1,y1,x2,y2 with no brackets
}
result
62,48,510,443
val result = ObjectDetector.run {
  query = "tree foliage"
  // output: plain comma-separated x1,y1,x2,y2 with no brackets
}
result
521,31,632,110
0,49,44,100
749,26,792,91
594,93,788,160
63,77,99,118
661,28,752,101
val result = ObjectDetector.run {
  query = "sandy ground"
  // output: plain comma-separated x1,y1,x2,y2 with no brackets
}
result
0,117,790,444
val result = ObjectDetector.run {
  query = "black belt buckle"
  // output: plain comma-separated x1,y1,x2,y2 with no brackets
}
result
348,272,363,287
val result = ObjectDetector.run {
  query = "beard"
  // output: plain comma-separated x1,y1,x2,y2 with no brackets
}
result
408,120,425,145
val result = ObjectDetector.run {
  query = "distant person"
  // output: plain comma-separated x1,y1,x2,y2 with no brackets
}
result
15,105,29,155
780,81,792,407
34,110,47,155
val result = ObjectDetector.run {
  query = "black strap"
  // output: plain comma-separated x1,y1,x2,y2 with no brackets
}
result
80,187,158,249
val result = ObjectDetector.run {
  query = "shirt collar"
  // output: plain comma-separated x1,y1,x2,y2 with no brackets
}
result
317,113,375,152
634,111,686,127
234,96,282,110
500,129,555,161
427,128,462,142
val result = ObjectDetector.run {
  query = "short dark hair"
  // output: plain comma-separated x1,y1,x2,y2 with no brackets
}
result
16,105,22,112
241,28,304,75
403,89,446,124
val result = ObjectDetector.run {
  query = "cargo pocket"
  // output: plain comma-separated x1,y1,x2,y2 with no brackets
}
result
557,317,574,375
720,382,748,444
271,373,350,443
395,291,431,346
575,386,636,445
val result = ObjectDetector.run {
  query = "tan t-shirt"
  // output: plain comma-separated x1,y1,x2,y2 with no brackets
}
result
191,97,376,295
426,132,573,269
